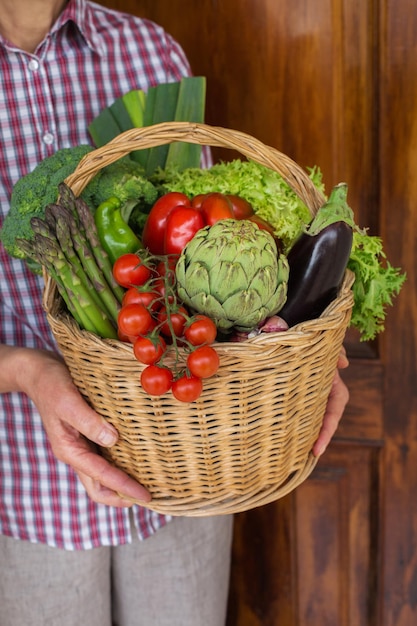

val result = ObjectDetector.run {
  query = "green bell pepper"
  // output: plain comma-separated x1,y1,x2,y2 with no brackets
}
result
94,196,142,264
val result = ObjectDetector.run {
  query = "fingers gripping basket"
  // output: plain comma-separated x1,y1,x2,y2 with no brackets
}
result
43,122,354,516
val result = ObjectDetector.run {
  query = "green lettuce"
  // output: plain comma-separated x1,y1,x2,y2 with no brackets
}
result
348,232,406,341
161,159,323,250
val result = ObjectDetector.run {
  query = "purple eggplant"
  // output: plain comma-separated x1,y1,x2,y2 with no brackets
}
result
279,183,354,327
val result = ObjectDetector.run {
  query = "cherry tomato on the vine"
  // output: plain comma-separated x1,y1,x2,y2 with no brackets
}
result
117,328,138,344
184,315,217,346
113,253,152,288
142,192,191,255
187,345,220,379
200,193,234,226
155,257,178,278
164,206,205,255
122,286,161,312
157,305,188,338
133,335,167,365
152,276,175,302
140,365,173,396
117,303,153,337
172,373,203,403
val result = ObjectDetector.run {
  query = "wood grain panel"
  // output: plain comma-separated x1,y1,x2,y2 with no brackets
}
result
227,498,297,625
296,445,379,626
378,1,417,623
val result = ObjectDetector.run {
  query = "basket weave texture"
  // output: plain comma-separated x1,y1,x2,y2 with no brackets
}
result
44,122,354,516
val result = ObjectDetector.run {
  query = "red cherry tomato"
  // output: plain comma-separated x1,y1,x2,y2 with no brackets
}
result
164,206,205,255
140,365,173,396
200,193,234,225
122,287,161,312
155,257,178,278
112,253,152,288
187,345,220,379
133,335,167,365
157,306,188,338
151,276,173,302
142,192,191,254
117,329,138,344
117,303,153,337
172,373,203,402
184,315,217,346
226,194,254,219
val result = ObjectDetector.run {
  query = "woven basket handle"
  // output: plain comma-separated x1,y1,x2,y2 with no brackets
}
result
64,121,326,215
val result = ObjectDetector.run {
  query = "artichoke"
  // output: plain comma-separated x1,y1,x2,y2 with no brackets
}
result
175,219,289,332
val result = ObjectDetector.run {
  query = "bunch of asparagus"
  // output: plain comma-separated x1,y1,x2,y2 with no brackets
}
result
18,183,124,339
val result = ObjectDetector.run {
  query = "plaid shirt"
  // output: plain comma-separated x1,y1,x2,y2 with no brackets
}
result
0,0,193,549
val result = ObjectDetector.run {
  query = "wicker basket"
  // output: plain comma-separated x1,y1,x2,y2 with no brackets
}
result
43,122,354,516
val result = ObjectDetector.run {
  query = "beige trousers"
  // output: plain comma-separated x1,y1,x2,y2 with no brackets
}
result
0,514,234,626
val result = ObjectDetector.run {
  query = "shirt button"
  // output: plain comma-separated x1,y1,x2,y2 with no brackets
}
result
42,132,54,145
28,59,39,71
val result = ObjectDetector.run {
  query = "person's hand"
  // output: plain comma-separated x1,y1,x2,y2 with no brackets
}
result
312,347,350,457
19,348,151,507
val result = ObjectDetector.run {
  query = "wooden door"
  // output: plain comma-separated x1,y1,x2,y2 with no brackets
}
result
98,2,417,624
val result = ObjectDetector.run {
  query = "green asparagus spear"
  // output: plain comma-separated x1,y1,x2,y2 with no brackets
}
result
29,222,118,338
72,194,125,303
47,204,121,322
17,236,97,333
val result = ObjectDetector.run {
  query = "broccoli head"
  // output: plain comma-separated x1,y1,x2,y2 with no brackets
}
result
0,145,93,269
81,157,160,238
87,158,159,217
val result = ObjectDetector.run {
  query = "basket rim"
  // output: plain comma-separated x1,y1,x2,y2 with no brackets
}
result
64,121,327,215
43,268,354,353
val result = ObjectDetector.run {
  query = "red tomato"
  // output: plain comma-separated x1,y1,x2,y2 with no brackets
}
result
117,303,153,337
152,276,172,301
172,374,203,403
226,194,254,219
155,257,178,278
117,329,137,344
140,365,173,396
184,315,217,346
164,206,205,255
112,253,152,288
133,335,167,365
187,345,220,379
200,193,234,225
157,306,188,338
142,192,191,254
122,287,161,312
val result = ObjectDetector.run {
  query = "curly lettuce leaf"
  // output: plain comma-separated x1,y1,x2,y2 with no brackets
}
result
162,160,324,249
348,231,406,340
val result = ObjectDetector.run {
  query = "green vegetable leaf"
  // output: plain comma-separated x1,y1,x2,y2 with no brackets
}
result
163,159,321,250
347,231,406,340
307,182,357,234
